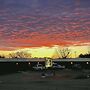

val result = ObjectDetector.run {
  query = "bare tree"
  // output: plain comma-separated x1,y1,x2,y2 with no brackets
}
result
9,53,16,58
56,47,71,59
9,51,31,58
0,55,5,58
16,51,31,58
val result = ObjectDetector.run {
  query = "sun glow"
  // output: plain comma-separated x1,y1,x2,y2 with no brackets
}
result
0,45,89,58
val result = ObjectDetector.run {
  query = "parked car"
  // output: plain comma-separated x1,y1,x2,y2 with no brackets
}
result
33,64,45,70
52,63,65,69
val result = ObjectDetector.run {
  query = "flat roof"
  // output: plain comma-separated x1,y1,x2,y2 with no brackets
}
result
0,58,90,62
54,58,90,62
0,58,45,62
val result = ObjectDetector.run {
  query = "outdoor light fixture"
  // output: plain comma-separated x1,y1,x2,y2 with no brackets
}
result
28,62,30,65
86,62,89,64
71,62,73,64
16,63,18,65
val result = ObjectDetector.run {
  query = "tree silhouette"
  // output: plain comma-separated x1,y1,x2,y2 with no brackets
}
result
0,55,5,58
79,53,90,58
9,51,32,58
56,47,71,59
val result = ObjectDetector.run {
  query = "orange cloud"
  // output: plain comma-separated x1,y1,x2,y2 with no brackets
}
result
0,6,90,51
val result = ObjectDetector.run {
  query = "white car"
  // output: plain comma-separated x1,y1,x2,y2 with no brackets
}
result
33,64,45,70
52,63,65,69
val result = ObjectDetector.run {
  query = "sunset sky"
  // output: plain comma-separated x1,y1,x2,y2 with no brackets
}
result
0,0,90,58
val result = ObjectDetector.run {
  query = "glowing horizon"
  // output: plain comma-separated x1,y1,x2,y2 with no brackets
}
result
0,45,89,58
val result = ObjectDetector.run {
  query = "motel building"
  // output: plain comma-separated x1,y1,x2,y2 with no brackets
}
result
0,58,90,74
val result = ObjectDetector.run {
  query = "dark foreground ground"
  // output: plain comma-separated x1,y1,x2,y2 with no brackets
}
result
0,69,90,90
